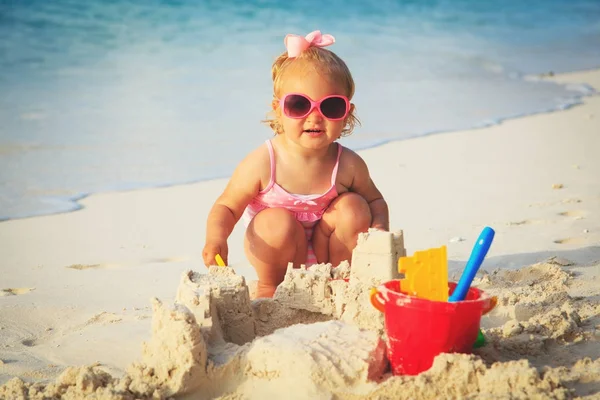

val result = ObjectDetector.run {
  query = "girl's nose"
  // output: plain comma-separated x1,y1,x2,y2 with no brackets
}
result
306,106,323,121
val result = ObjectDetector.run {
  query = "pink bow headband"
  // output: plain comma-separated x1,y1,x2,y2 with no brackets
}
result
284,30,335,58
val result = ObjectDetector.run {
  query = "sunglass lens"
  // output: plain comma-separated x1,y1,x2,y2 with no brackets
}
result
284,95,311,118
320,97,347,119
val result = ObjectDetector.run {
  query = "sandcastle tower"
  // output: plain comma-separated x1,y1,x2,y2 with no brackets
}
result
176,266,256,346
350,228,406,285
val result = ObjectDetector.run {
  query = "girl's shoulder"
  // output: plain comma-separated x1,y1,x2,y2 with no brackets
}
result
234,141,272,188
243,141,271,166
336,144,370,183
338,144,366,168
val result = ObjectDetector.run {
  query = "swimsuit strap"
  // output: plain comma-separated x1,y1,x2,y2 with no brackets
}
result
262,140,276,193
330,143,343,186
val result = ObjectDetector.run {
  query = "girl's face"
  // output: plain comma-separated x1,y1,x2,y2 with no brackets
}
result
274,69,354,151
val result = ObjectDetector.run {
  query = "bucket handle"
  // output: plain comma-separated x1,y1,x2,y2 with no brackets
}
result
482,296,498,315
369,286,386,313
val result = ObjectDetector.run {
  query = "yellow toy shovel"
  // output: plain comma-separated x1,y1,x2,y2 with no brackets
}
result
215,254,226,267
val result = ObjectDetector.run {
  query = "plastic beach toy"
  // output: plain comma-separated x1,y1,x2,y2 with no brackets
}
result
398,245,448,301
449,227,496,348
215,254,226,267
449,227,495,302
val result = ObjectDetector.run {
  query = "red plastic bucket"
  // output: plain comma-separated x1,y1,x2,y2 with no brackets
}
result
370,280,497,375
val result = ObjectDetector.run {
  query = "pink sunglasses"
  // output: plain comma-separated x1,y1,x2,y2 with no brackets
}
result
279,93,350,121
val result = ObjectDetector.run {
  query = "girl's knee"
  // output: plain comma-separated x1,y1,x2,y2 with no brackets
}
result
245,207,307,266
249,208,299,244
331,192,371,230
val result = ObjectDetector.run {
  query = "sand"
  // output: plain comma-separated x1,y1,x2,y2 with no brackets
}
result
1,69,599,399
1,235,599,399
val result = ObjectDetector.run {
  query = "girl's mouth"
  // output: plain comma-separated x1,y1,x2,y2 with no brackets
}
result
303,129,324,136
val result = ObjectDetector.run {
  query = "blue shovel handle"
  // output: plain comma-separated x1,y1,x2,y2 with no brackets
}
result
449,226,495,302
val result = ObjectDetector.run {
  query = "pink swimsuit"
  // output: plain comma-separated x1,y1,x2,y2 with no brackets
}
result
242,140,342,265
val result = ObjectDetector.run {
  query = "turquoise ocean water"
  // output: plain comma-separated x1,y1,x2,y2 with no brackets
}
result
1,0,599,221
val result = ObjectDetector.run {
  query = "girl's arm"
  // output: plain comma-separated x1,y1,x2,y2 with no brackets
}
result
343,150,389,231
203,147,267,265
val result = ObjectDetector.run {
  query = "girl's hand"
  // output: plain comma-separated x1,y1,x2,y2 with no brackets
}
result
202,241,228,267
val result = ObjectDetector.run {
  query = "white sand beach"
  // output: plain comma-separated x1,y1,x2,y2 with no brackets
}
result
0,70,599,399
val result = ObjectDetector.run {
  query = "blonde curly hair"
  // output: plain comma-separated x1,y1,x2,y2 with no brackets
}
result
263,46,360,136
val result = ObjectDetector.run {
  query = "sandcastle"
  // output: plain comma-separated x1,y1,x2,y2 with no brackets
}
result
0,229,406,399
138,229,406,399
